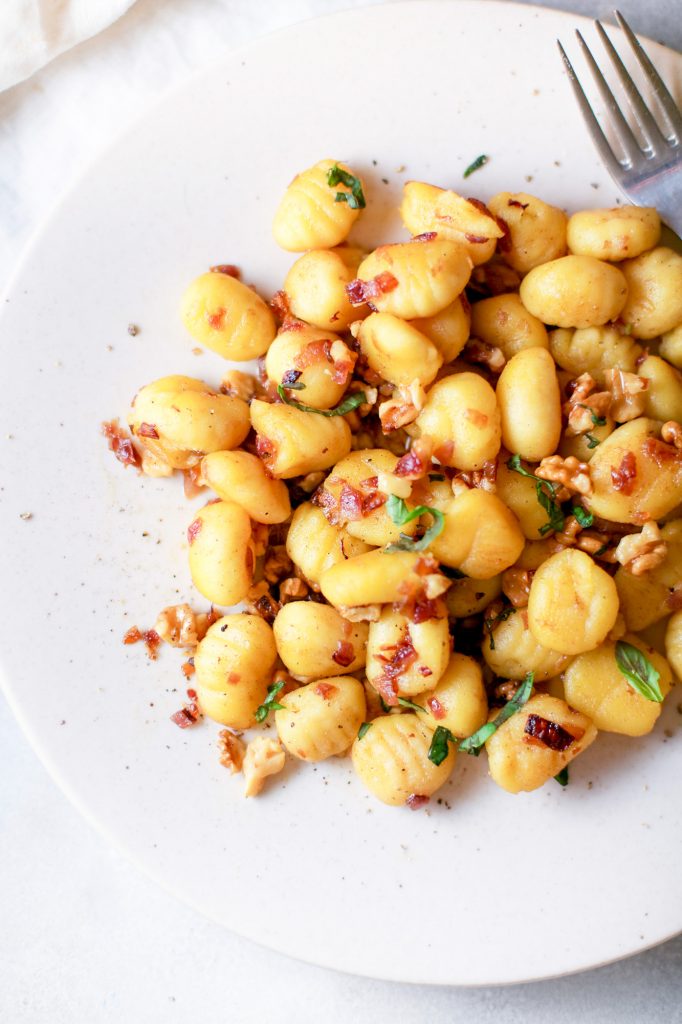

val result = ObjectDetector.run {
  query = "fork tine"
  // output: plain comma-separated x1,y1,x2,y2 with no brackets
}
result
594,19,668,153
615,10,682,141
556,41,621,171
575,30,643,168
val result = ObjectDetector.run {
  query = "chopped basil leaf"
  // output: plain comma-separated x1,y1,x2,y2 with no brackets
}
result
357,721,372,740
397,696,424,713
380,696,391,713
463,154,488,178
572,506,594,528
554,766,570,787
585,433,601,449
507,454,565,536
615,640,663,702
428,726,454,766
579,403,606,427
384,494,445,552
254,680,286,723
459,672,534,755
484,605,516,651
327,165,366,209
277,384,366,417
594,543,609,556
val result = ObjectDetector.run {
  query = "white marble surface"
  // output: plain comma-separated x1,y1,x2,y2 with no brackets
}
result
2,1,682,1020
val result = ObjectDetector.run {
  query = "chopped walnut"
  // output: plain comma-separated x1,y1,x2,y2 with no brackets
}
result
263,545,294,584
536,455,593,496
463,338,506,373
337,604,382,622
140,447,173,478
218,729,245,774
251,522,269,557
154,604,199,647
243,737,286,797
604,368,648,423
501,568,533,608
553,514,616,561
563,373,611,435
279,577,309,602
494,680,520,703
661,421,682,450
452,459,497,494
221,369,257,401
615,521,668,576
378,380,427,432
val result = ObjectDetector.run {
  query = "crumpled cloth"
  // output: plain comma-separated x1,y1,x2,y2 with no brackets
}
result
0,0,137,92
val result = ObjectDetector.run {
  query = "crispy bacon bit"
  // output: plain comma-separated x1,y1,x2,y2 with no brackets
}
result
412,231,437,242
346,271,399,306
494,217,512,253
245,581,280,624
101,419,141,469
642,436,679,467
611,451,637,495
507,199,529,210
123,626,141,645
339,483,365,521
294,339,333,369
281,368,303,387
183,465,204,499
170,701,201,729
255,434,276,462
453,459,498,494
433,440,454,465
270,290,290,320
524,714,577,751
280,316,305,332
181,660,195,679
187,687,197,699
427,696,446,720
210,264,241,278
395,450,426,478
332,640,355,667
123,626,161,660
187,518,203,546
406,794,430,810
138,422,159,439
314,682,338,699
206,308,226,330
374,637,418,705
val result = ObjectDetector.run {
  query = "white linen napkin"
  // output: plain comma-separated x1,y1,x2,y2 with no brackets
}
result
0,0,137,92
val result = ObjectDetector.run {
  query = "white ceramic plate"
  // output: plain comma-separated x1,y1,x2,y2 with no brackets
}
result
1,0,681,986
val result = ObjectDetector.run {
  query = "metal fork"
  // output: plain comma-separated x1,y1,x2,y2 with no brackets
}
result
558,10,682,234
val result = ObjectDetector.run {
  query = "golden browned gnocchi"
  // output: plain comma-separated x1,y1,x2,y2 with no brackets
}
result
129,375,250,470
273,159,364,251
114,163,681,805
181,271,276,360
351,714,456,805
275,676,366,761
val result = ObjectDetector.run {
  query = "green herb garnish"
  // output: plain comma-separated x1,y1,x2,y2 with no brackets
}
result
463,154,488,178
579,403,606,427
585,433,601,449
459,672,534,756
277,383,366,417
428,726,455,766
384,494,445,553
615,640,663,702
357,722,373,740
380,697,391,713
397,696,425,713
572,506,593,528
554,766,570,787
483,605,516,651
327,165,366,209
506,454,565,536
254,680,286,723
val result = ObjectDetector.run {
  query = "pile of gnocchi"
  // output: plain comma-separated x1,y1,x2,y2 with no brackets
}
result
114,157,682,807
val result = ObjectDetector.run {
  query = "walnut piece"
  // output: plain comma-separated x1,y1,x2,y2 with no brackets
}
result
604,368,648,423
536,454,593,496
378,380,427,432
220,369,257,402
218,729,245,774
501,568,533,608
245,581,280,624
337,603,382,622
154,604,199,647
661,421,682,450
464,338,506,373
615,521,668,576
243,737,286,797
452,459,497,494
279,577,309,602
564,373,611,435
263,545,294,584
